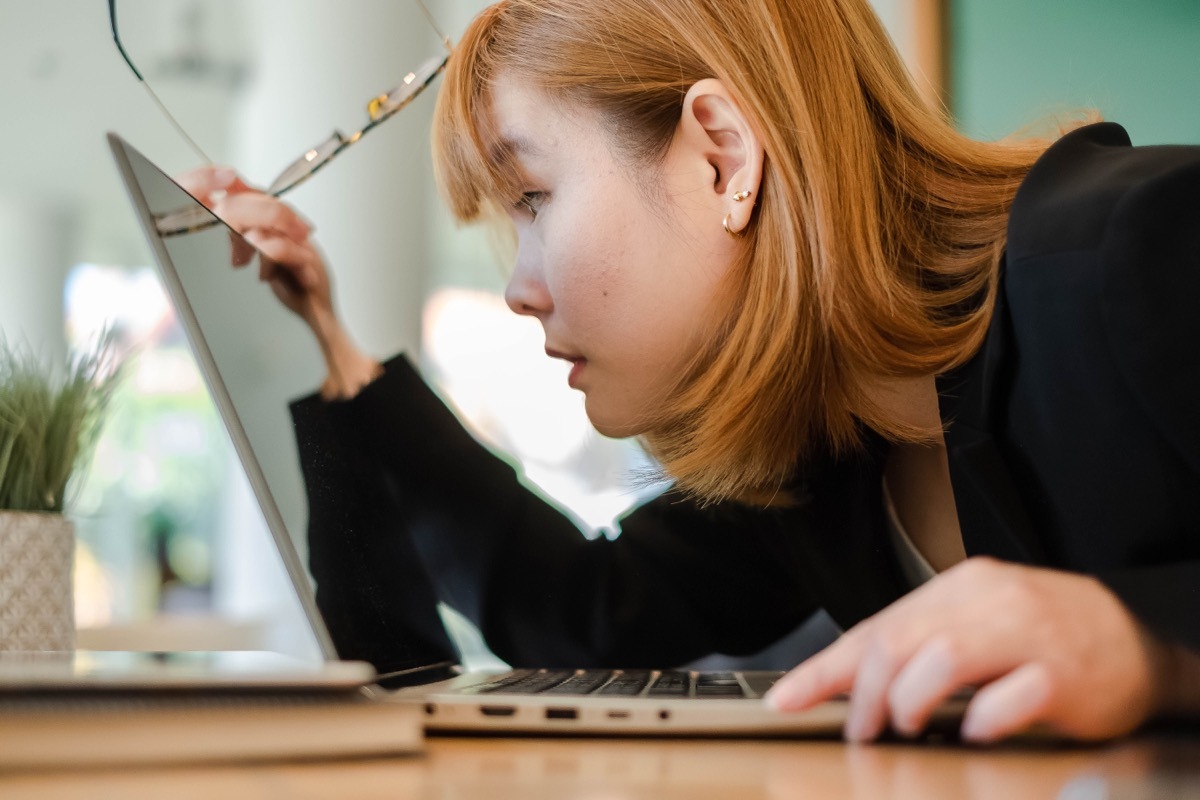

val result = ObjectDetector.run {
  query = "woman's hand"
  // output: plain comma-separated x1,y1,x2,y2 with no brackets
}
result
174,167,329,326
764,557,1175,743
174,166,381,399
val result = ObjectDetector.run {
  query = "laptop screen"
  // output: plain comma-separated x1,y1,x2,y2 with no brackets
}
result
110,134,458,683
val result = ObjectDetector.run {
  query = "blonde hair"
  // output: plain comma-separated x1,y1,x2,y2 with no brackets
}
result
433,0,1057,505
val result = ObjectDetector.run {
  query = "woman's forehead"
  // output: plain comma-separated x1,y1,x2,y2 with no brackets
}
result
485,74,592,161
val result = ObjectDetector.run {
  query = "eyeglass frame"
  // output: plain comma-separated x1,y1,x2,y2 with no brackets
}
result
108,0,452,233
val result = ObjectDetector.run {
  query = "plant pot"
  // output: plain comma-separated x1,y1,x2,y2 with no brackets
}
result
0,511,76,652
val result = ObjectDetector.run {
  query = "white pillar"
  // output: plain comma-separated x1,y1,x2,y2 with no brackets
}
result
0,194,71,361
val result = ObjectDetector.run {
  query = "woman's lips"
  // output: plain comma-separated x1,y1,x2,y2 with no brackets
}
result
546,348,587,388
567,358,586,388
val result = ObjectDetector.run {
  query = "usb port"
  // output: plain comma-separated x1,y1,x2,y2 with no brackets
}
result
480,705,516,717
545,707,578,720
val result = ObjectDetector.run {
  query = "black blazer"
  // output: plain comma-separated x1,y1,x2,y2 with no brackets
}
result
290,122,1200,676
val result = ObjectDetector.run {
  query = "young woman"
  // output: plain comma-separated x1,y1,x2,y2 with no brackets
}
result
181,0,1200,743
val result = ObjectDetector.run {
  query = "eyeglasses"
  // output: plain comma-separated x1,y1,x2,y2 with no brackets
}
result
108,0,452,233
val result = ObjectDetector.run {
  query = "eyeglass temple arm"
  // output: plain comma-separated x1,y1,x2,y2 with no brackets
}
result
109,0,145,81
108,0,213,165
414,0,454,52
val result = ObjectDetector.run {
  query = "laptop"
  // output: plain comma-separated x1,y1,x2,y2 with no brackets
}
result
108,132,963,737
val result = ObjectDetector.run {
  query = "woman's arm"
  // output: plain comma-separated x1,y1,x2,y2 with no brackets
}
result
299,354,821,668
291,385,460,675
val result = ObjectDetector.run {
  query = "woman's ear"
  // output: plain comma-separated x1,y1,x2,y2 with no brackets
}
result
678,78,765,235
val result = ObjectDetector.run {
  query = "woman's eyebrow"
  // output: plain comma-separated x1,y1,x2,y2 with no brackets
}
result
490,133,542,162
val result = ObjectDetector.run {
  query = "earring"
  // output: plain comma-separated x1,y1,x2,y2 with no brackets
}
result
725,190,753,238
723,213,743,239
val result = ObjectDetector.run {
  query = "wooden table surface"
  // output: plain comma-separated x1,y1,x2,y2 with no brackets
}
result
2,732,1198,799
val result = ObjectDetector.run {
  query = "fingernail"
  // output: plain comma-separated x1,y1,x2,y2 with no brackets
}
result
213,167,237,187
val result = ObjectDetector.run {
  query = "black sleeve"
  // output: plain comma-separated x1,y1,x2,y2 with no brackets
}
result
290,388,460,676
1097,150,1200,653
292,354,819,669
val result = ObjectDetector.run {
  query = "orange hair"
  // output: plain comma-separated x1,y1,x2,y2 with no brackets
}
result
433,0,1058,504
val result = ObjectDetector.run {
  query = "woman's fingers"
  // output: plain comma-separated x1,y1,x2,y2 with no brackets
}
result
240,229,318,289
172,174,336,330
769,618,1026,742
885,636,967,737
886,631,1024,737
213,192,311,242
766,559,1049,741
229,231,257,268
768,559,1165,744
765,575,960,714
845,635,910,741
844,611,970,740
765,633,863,712
174,166,253,206
960,662,1054,743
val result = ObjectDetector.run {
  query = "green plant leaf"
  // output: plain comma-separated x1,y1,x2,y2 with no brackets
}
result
0,329,127,513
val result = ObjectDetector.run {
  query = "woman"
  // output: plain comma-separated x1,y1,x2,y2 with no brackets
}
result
182,0,1200,743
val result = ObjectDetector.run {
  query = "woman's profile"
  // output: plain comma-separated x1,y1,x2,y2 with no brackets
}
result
178,0,1200,743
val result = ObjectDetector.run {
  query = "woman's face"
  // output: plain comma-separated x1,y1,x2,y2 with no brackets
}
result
493,75,743,438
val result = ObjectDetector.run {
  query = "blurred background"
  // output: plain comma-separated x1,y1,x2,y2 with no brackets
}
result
1,0,1197,661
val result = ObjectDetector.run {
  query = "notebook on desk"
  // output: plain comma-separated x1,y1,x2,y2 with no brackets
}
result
0,651,422,768
108,132,966,737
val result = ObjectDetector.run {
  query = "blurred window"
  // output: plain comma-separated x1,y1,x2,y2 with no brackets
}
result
67,263,224,627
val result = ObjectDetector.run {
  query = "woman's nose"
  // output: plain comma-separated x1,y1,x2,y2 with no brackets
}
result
504,253,553,318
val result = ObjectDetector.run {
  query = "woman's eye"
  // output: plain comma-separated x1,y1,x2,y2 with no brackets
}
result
516,191,545,220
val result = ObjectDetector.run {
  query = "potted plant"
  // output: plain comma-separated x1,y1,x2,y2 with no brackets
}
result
0,332,124,652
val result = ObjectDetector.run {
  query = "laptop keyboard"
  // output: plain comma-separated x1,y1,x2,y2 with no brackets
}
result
474,669,785,700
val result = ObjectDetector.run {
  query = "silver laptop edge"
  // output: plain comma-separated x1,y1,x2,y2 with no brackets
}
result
107,132,342,663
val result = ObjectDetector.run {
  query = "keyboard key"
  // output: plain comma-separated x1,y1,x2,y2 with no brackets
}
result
596,670,652,696
480,669,573,694
468,669,533,693
542,670,614,695
647,670,692,697
695,672,746,697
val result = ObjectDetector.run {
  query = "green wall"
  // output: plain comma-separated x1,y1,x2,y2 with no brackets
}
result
950,0,1200,145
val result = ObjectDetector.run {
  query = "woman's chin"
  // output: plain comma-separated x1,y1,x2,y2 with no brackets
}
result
583,399,648,440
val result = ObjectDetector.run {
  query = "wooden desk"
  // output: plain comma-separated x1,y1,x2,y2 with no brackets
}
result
2,733,1197,799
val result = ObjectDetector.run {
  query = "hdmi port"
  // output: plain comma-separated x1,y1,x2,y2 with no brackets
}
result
481,705,517,717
